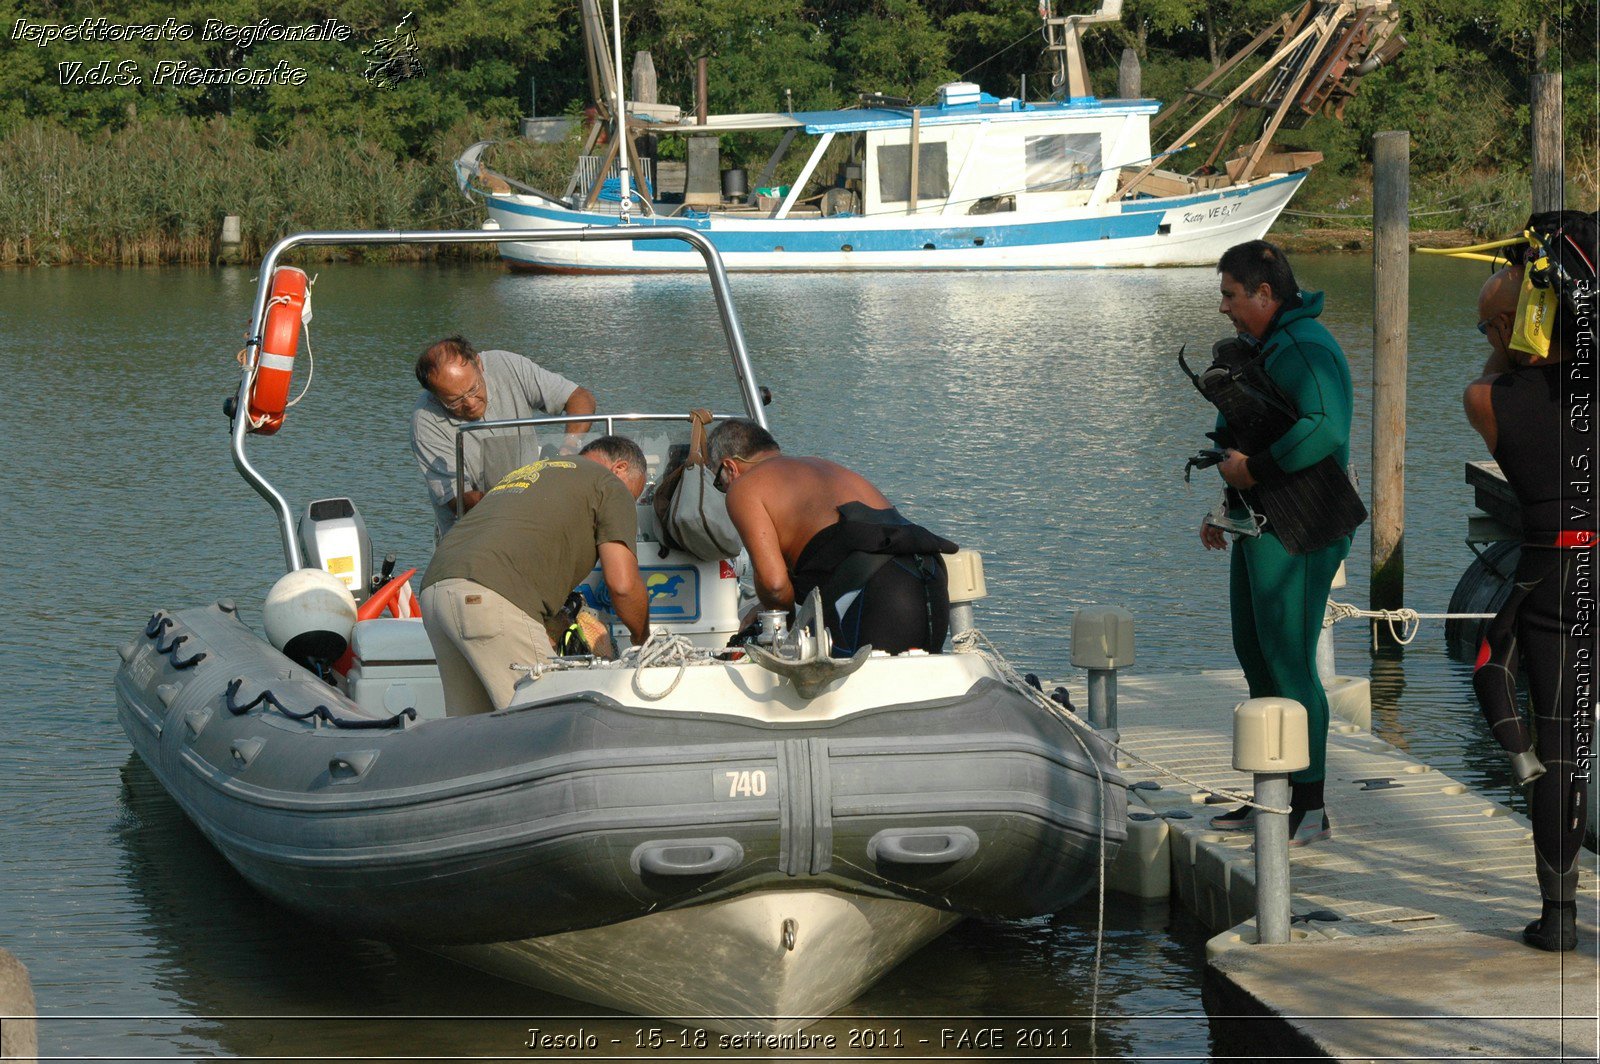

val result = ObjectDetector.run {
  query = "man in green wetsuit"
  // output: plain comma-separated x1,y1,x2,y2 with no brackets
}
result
1201,240,1355,846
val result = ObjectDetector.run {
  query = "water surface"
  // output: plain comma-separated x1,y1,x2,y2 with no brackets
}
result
0,253,1510,1059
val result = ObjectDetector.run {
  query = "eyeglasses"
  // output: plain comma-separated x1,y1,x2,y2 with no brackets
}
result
712,454,759,494
1476,319,1492,335
437,375,483,413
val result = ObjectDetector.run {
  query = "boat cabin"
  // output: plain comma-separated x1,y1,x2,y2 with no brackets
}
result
569,85,1159,221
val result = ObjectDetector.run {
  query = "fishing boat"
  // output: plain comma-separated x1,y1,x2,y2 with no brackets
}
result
113,226,1127,1033
457,0,1402,273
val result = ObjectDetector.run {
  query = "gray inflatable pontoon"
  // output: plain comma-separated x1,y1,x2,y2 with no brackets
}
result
115,225,1126,1031
116,601,1125,1028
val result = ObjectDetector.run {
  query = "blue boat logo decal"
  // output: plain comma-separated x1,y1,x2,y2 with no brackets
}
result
583,566,699,622
643,569,698,620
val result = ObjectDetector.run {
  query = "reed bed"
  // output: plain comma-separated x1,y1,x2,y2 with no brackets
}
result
0,117,500,265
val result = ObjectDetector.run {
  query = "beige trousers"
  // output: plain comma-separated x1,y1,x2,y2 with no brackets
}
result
421,578,553,715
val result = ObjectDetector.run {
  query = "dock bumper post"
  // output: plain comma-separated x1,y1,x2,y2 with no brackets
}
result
1232,696,1309,945
1072,606,1135,731
945,550,987,639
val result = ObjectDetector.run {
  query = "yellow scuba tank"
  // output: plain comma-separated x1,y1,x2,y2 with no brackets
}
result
1510,229,1559,360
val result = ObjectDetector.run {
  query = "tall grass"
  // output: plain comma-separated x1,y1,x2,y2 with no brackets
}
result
0,116,500,265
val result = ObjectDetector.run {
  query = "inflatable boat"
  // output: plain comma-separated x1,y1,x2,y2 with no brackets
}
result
113,225,1126,1031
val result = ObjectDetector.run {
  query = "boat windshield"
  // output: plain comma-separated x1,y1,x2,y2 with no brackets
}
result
454,412,729,519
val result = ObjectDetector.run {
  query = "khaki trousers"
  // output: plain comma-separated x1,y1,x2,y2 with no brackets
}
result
421,578,553,715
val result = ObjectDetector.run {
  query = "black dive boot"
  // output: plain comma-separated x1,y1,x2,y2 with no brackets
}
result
1524,854,1579,952
1523,901,1577,952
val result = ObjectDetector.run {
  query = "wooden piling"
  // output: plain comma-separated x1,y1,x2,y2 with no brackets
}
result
631,51,657,106
1118,48,1142,99
1531,72,1564,213
1370,131,1409,636
696,57,708,125
0,947,36,1064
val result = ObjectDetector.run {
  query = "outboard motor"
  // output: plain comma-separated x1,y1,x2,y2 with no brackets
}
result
298,498,372,604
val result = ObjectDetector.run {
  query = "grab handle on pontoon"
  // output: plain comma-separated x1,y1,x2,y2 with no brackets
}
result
867,827,979,865
630,838,744,877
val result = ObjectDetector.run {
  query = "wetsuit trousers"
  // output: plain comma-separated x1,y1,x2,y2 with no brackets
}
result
1474,546,1593,903
833,555,950,656
1229,531,1351,787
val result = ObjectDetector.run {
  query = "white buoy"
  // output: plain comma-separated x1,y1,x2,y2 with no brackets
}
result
263,568,357,668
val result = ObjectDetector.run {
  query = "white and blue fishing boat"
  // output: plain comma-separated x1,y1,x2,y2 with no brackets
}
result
457,0,1402,273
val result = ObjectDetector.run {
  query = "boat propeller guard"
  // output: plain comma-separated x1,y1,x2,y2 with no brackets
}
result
744,588,871,699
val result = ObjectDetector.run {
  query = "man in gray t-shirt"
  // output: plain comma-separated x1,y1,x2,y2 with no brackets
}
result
410,335,597,536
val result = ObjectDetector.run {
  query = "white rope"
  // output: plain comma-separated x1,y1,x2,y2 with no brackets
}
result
1324,598,1498,648
949,627,1106,1050
951,626,1293,1054
278,272,317,410
621,629,714,700
951,629,1290,815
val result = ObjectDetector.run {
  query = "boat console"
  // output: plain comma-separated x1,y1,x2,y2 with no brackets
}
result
339,412,752,719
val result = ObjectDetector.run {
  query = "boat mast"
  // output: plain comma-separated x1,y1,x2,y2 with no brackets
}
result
610,0,632,220
1041,0,1124,100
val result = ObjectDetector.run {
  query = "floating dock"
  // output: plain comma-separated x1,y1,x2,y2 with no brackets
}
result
1094,669,1598,1061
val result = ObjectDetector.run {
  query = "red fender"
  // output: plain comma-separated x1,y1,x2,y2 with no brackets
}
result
246,267,310,435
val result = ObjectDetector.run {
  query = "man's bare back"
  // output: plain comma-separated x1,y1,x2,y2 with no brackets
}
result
721,452,890,611
739,455,890,565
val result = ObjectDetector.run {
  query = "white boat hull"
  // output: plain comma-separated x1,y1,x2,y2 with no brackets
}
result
483,172,1307,273
435,889,960,1035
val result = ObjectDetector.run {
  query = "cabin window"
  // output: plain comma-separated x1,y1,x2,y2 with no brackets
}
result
1025,134,1101,192
876,142,950,202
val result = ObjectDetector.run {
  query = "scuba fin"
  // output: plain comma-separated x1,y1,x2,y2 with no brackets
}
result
1180,339,1366,555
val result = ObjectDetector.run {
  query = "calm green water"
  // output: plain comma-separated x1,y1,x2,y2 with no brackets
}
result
0,254,1510,1060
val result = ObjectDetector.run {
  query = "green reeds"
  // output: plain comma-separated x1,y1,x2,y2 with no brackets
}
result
0,116,500,266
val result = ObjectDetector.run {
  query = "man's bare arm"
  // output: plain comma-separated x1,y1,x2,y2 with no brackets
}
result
1464,378,1498,453
563,386,597,436
725,484,794,611
598,541,649,645
443,488,485,517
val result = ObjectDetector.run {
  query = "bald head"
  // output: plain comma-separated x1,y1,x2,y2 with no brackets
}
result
1480,266,1521,316
1478,266,1524,362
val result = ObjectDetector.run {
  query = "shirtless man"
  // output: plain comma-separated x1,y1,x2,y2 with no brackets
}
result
708,419,955,655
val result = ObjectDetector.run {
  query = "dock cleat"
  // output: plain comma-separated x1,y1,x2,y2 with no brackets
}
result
1287,808,1332,847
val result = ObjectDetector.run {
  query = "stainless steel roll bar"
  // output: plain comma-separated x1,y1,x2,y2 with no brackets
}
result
230,226,768,573
452,411,741,521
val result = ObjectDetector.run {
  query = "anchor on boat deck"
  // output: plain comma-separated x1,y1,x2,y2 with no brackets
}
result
743,588,871,700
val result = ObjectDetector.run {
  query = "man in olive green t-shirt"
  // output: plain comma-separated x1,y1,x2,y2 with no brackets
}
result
420,436,650,715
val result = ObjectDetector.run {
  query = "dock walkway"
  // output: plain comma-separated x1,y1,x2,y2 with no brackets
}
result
1097,669,1598,1062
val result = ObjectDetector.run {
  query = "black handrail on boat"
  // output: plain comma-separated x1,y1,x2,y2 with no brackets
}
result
229,226,767,573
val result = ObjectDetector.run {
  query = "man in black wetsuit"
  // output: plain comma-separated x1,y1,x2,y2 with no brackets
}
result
1464,220,1597,952
708,419,956,655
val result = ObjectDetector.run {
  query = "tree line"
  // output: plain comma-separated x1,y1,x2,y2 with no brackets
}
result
0,0,1592,263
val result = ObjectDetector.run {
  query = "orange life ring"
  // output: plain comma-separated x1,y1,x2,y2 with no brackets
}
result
246,267,311,435
358,568,422,621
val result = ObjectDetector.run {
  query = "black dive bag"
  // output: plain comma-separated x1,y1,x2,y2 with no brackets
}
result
1182,338,1367,555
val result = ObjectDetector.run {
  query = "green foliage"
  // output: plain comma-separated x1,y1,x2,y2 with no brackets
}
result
1,0,1591,262
834,0,957,102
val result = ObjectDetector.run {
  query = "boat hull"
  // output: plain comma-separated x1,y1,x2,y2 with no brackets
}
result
115,604,1125,1020
482,172,1307,273
437,889,960,1035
